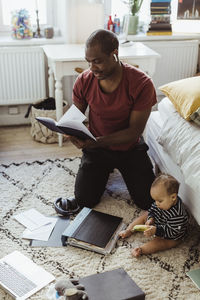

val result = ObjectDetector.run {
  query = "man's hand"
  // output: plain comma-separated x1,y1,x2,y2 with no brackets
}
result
144,225,156,237
69,136,97,149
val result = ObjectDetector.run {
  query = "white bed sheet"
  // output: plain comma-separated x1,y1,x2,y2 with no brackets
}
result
146,111,182,180
146,110,200,225
157,98,200,194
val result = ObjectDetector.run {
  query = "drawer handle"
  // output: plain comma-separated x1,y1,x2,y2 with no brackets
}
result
75,67,85,73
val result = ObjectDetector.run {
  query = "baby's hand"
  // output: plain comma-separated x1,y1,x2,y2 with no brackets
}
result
145,218,154,225
143,225,156,237
119,229,132,239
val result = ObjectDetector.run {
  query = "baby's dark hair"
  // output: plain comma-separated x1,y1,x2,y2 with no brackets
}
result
86,29,119,55
151,174,180,195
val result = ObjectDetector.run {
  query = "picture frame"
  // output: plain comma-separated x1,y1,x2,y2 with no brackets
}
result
177,0,200,20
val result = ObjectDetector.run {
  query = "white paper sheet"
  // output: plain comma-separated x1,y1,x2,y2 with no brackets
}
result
58,104,86,124
14,208,51,231
22,217,57,241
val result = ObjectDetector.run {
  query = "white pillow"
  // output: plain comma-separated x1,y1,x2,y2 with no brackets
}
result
158,97,176,123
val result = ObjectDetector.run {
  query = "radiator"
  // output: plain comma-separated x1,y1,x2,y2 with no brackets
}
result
0,46,46,105
143,40,199,95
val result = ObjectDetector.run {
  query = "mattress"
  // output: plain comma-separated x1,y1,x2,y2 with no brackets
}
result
146,100,200,224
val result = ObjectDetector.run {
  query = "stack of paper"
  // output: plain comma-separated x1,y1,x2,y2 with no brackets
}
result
14,208,57,241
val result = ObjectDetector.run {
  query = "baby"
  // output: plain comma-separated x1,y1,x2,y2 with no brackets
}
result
119,174,189,257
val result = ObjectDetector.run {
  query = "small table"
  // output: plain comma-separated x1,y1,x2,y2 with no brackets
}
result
42,43,159,146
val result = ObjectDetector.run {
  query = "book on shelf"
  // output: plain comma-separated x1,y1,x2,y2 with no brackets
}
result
151,2,171,8
148,23,172,30
62,207,125,255
151,9,171,14
79,268,145,300
150,2,171,14
36,104,96,141
146,31,172,35
151,0,171,2
186,268,200,290
151,15,171,23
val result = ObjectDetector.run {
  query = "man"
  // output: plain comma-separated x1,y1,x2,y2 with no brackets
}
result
66,29,156,211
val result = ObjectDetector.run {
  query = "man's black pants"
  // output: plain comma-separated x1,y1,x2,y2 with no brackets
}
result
74,139,155,210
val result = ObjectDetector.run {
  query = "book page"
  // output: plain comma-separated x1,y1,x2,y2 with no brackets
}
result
58,120,96,140
14,208,51,231
58,105,96,140
22,218,57,241
58,104,86,124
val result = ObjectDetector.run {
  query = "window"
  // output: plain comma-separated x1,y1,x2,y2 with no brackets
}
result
2,0,47,25
0,0,53,33
111,0,150,24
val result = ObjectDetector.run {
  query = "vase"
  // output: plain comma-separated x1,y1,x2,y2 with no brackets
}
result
127,15,139,35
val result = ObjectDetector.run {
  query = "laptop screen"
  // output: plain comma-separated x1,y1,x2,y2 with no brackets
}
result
0,251,55,300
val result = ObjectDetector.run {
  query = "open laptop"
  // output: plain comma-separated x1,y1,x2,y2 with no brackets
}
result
0,251,55,300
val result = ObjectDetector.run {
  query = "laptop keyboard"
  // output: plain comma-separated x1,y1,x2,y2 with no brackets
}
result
0,261,37,297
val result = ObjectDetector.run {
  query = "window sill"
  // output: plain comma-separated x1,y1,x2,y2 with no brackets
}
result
126,32,200,42
0,36,65,46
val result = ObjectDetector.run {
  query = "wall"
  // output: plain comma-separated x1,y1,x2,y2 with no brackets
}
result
64,0,104,44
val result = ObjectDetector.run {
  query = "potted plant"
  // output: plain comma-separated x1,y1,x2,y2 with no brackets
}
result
129,0,143,16
123,0,144,35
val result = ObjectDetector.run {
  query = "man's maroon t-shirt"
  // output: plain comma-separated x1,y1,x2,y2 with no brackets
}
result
72,63,157,151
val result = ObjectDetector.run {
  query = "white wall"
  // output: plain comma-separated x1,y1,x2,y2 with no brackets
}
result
62,0,104,44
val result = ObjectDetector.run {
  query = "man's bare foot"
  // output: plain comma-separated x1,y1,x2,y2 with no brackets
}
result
131,247,142,257
119,229,132,238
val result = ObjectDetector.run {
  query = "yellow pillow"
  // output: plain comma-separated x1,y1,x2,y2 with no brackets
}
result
159,76,200,120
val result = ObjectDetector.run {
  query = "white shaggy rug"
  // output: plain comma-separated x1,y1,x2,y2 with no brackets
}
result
1,157,200,300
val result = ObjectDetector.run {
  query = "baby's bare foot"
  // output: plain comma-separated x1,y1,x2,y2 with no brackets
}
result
119,229,132,239
131,247,142,257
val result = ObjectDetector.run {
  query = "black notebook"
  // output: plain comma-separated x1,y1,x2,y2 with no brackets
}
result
62,207,125,255
79,268,145,300
36,104,96,141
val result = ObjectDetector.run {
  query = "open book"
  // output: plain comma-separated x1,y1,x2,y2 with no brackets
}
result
36,104,96,141
62,207,125,255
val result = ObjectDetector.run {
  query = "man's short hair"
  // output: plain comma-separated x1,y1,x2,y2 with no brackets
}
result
151,173,180,195
86,29,119,55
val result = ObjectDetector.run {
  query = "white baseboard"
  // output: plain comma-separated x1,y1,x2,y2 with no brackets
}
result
0,104,31,126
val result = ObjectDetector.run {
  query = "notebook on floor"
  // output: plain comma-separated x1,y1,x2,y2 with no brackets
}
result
0,250,55,300
62,207,125,255
79,268,145,300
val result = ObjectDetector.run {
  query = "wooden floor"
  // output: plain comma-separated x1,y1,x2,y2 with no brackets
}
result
0,125,82,164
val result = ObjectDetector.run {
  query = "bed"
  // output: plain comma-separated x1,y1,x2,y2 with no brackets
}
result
146,96,200,225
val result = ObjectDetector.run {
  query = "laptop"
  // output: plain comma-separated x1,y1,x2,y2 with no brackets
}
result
0,251,55,300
